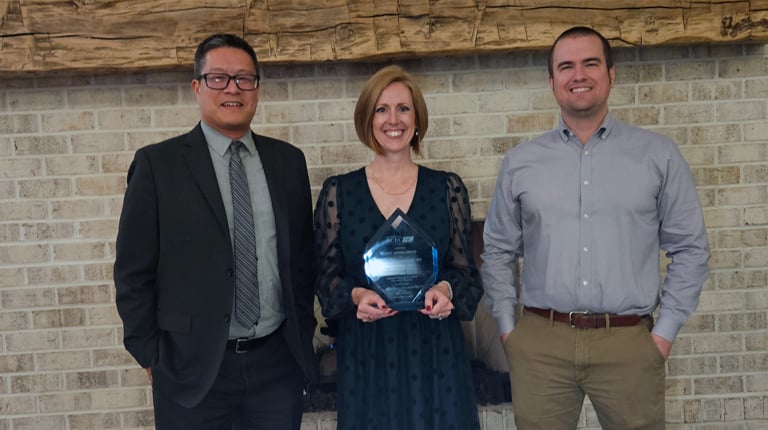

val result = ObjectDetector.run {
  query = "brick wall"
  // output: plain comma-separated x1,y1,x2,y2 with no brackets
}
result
1,43,767,429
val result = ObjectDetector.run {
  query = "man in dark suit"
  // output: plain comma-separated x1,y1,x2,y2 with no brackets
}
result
113,33,316,429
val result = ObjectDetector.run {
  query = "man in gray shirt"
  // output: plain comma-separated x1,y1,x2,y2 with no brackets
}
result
481,26,709,430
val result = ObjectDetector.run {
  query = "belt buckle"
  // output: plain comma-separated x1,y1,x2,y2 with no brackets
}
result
234,338,248,354
568,311,589,328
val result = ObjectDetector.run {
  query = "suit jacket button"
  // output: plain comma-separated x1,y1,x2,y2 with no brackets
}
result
226,268,233,277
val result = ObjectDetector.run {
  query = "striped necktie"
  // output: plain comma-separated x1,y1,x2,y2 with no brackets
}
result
229,140,260,326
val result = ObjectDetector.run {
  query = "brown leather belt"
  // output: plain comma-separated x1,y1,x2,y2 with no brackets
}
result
524,307,646,329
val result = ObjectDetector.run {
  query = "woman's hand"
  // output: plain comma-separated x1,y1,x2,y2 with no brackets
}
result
419,281,454,320
352,287,397,323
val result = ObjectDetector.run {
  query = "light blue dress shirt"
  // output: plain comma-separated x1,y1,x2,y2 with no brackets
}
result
481,113,710,342
201,122,284,339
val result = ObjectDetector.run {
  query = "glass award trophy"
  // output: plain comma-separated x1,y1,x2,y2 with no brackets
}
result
363,208,438,311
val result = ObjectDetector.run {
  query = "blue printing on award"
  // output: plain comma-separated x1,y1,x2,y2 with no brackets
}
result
363,208,439,311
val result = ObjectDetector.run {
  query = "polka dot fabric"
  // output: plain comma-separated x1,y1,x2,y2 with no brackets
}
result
314,166,483,430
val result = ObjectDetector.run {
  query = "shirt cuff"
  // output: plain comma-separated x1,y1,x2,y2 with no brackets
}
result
651,314,683,343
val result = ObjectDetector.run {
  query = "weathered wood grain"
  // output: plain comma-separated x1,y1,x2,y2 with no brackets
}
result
1,0,767,73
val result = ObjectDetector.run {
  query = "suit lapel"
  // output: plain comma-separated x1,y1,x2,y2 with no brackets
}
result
182,124,230,235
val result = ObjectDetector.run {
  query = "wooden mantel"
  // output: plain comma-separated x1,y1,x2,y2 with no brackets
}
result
2,0,768,74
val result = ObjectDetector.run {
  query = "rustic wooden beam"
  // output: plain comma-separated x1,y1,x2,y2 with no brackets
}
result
1,0,768,74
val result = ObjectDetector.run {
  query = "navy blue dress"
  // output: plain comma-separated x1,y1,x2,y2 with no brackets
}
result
314,166,483,430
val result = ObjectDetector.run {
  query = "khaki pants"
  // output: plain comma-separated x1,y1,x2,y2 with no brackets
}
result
504,310,666,430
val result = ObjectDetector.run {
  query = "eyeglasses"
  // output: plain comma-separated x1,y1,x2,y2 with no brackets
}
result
198,73,260,91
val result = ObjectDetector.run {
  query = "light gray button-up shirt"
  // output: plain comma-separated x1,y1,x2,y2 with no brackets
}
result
201,121,285,339
481,113,710,342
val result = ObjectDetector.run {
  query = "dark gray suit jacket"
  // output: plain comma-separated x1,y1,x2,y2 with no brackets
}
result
113,123,317,407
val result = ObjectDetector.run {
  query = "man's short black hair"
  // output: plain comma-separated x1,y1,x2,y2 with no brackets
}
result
194,34,259,77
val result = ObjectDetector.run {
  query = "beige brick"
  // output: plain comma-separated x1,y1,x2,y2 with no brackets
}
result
694,376,744,395
716,186,767,206
51,199,106,219
743,353,768,372
607,85,636,105
697,291,745,311
724,398,745,421
120,408,155,428
0,180,14,199
26,265,81,285
290,79,345,100
426,117,452,138
98,109,153,130
425,139,480,159
679,313,716,333
96,153,129,174
708,249,742,269
12,416,67,430
83,263,113,282
530,89,559,110
42,111,96,133
638,83,688,104
8,89,65,111
611,106,660,126
251,125,292,143
0,224,20,243
36,350,91,371
263,102,317,123
90,387,147,409
715,270,763,293
452,114,506,136
745,122,768,142
38,391,92,413
664,105,713,124
0,354,34,372
0,267,24,288
70,133,125,154
258,81,290,102
744,396,766,419
32,309,86,329
502,69,548,90
316,144,370,165
745,206,768,225
67,87,122,108
666,61,716,81
87,305,121,326
693,166,741,186
62,328,116,349
717,101,768,122
5,330,59,352
717,312,768,332
93,347,136,367
65,370,119,391
476,91,529,113
1,201,47,221
0,158,43,180
316,100,355,122
717,229,768,248
2,287,57,309
719,58,768,78
745,332,768,352
720,354,743,373
745,374,768,392
57,285,111,305
744,78,768,98
507,112,556,133
75,175,126,196
10,373,64,394
744,247,768,268
78,219,118,239
690,124,742,145
0,113,39,134
693,334,744,354
67,412,122,429
691,81,742,101
680,145,717,166
53,241,108,262
744,164,768,183
46,155,99,175
123,86,179,106
21,220,77,244
125,130,179,150
292,123,345,144
719,143,768,163
13,135,69,155
18,178,73,198
119,368,150,387
0,311,28,330
0,244,49,265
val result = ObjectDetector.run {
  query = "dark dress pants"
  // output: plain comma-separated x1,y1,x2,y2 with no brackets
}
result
152,330,305,430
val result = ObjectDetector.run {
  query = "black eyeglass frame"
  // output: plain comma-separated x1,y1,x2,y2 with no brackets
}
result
197,73,261,91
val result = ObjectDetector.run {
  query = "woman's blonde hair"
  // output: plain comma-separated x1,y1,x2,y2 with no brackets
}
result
353,65,428,155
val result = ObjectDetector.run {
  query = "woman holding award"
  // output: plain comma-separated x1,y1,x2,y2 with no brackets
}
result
314,65,483,430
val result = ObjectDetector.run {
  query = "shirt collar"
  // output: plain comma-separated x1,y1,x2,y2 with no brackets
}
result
200,121,256,157
557,112,613,142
